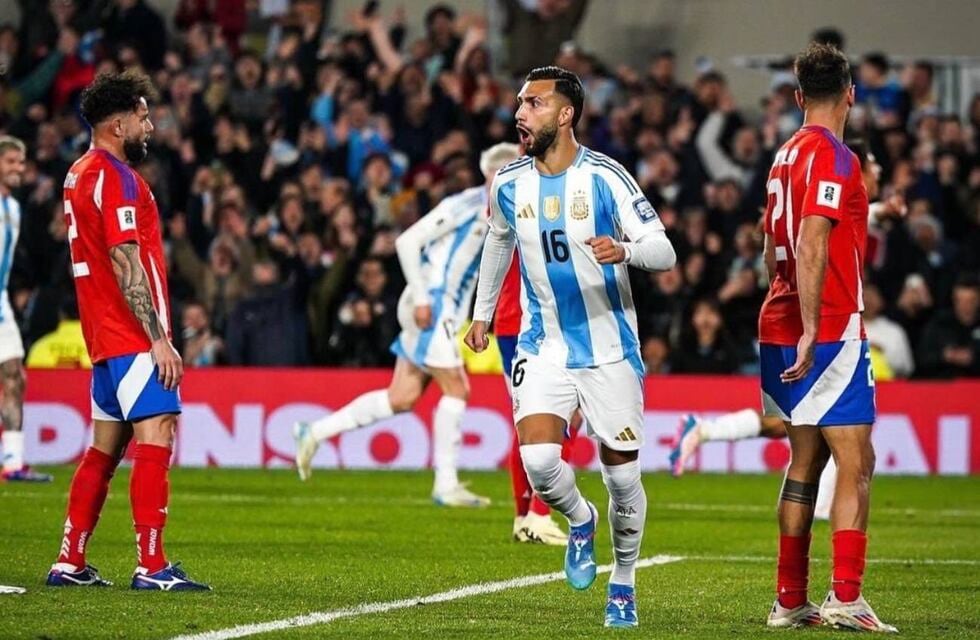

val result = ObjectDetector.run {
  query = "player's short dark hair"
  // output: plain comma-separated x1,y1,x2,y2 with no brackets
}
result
794,43,851,103
525,65,584,128
79,69,158,128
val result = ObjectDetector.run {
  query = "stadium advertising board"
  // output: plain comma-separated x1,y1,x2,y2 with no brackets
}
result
22,369,979,475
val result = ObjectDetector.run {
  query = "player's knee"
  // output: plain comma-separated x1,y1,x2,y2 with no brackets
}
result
1,364,24,398
519,443,562,493
387,388,420,413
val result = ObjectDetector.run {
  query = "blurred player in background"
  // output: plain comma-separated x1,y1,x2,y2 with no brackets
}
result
760,44,895,632
669,140,904,523
497,240,574,546
293,143,522,507
0,136,51,482
466,66,676,628
46,71,209,591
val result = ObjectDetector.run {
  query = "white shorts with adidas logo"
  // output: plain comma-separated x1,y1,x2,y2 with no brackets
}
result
510,350,645,452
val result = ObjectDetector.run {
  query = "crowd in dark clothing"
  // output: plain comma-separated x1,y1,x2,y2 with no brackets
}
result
0,1,977,378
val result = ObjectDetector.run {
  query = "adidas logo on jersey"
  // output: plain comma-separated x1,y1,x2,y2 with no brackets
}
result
516,204,535,219
614,427,638,442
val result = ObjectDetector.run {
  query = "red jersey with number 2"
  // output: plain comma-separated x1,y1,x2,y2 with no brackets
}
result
759,125,869,346
63,149,172,363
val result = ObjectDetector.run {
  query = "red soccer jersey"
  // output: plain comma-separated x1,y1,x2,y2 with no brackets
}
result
493,251,522,337
63,149,172,363
759,125,869,346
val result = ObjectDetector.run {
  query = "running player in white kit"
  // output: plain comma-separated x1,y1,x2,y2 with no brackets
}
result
294,143,521,507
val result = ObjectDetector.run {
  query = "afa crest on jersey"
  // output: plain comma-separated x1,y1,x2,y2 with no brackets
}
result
571,190,589,220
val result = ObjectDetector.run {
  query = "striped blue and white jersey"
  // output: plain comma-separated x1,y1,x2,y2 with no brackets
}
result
396,185,489,326
0,193,21,321
487,146,664,371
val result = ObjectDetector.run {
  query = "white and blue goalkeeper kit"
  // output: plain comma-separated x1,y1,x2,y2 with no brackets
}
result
473,146,675,450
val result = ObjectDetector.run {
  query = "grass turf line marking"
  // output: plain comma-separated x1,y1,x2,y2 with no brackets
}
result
169,554,683,640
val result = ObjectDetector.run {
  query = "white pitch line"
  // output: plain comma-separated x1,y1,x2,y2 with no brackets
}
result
169,555,684,640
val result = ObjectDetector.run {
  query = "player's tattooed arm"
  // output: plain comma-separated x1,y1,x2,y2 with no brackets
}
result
109,242,164,342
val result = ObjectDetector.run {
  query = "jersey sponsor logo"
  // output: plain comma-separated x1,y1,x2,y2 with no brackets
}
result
117,206,136,231
632,197,658,223
516,203,535,219
817,181,842,209
570,190,589,220
543,195,561,221
63,172,78,189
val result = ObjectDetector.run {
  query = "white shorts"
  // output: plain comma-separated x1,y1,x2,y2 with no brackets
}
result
510,350,645,452
0,300,24,364
389,289,462,370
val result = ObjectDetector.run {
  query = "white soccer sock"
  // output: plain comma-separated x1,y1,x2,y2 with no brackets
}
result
310,390,394,441
432,396,466,493
815,457,838,519
601,460,646,586
2,430,24,472
520,443,592,526
700,409,761,441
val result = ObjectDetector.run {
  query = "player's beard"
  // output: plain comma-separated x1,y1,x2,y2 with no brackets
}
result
123,138,148,165
524,121,558,158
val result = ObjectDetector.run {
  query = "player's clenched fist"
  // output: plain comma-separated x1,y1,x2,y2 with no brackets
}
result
464,320,490,353
585,236,626,264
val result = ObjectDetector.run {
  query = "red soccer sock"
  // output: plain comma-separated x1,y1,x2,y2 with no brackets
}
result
832,529,867,603
131,443,172,574
58,447,118,568
509,434,532,516
777,533,811,609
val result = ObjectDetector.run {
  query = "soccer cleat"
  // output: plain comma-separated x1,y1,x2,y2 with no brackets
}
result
46,563,113,587
819,591,898,633
767,599,823,628
668,414,701,477
131,562,211,591
432,483,491,508
293,421,319,481
514,512,568,546
2,466,53,482
605,583,638,628
565,501,598,590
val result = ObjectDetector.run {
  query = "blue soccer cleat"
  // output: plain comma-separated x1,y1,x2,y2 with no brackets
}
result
668,414,701,477
3,466,53,482
46,564,113,587
565,501,598,590
605,583,638,628
131,563,211,591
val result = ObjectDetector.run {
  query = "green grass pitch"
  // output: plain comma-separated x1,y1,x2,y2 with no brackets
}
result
0,467,977,639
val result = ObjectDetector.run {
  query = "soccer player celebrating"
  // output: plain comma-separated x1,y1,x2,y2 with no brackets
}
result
465,66,676,628
46,71,209,591
760,44,894,632
0,135,51,482
497,255,573,545
293,143,522,507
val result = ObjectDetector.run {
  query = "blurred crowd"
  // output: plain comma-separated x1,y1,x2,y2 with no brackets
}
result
1,0,977,378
